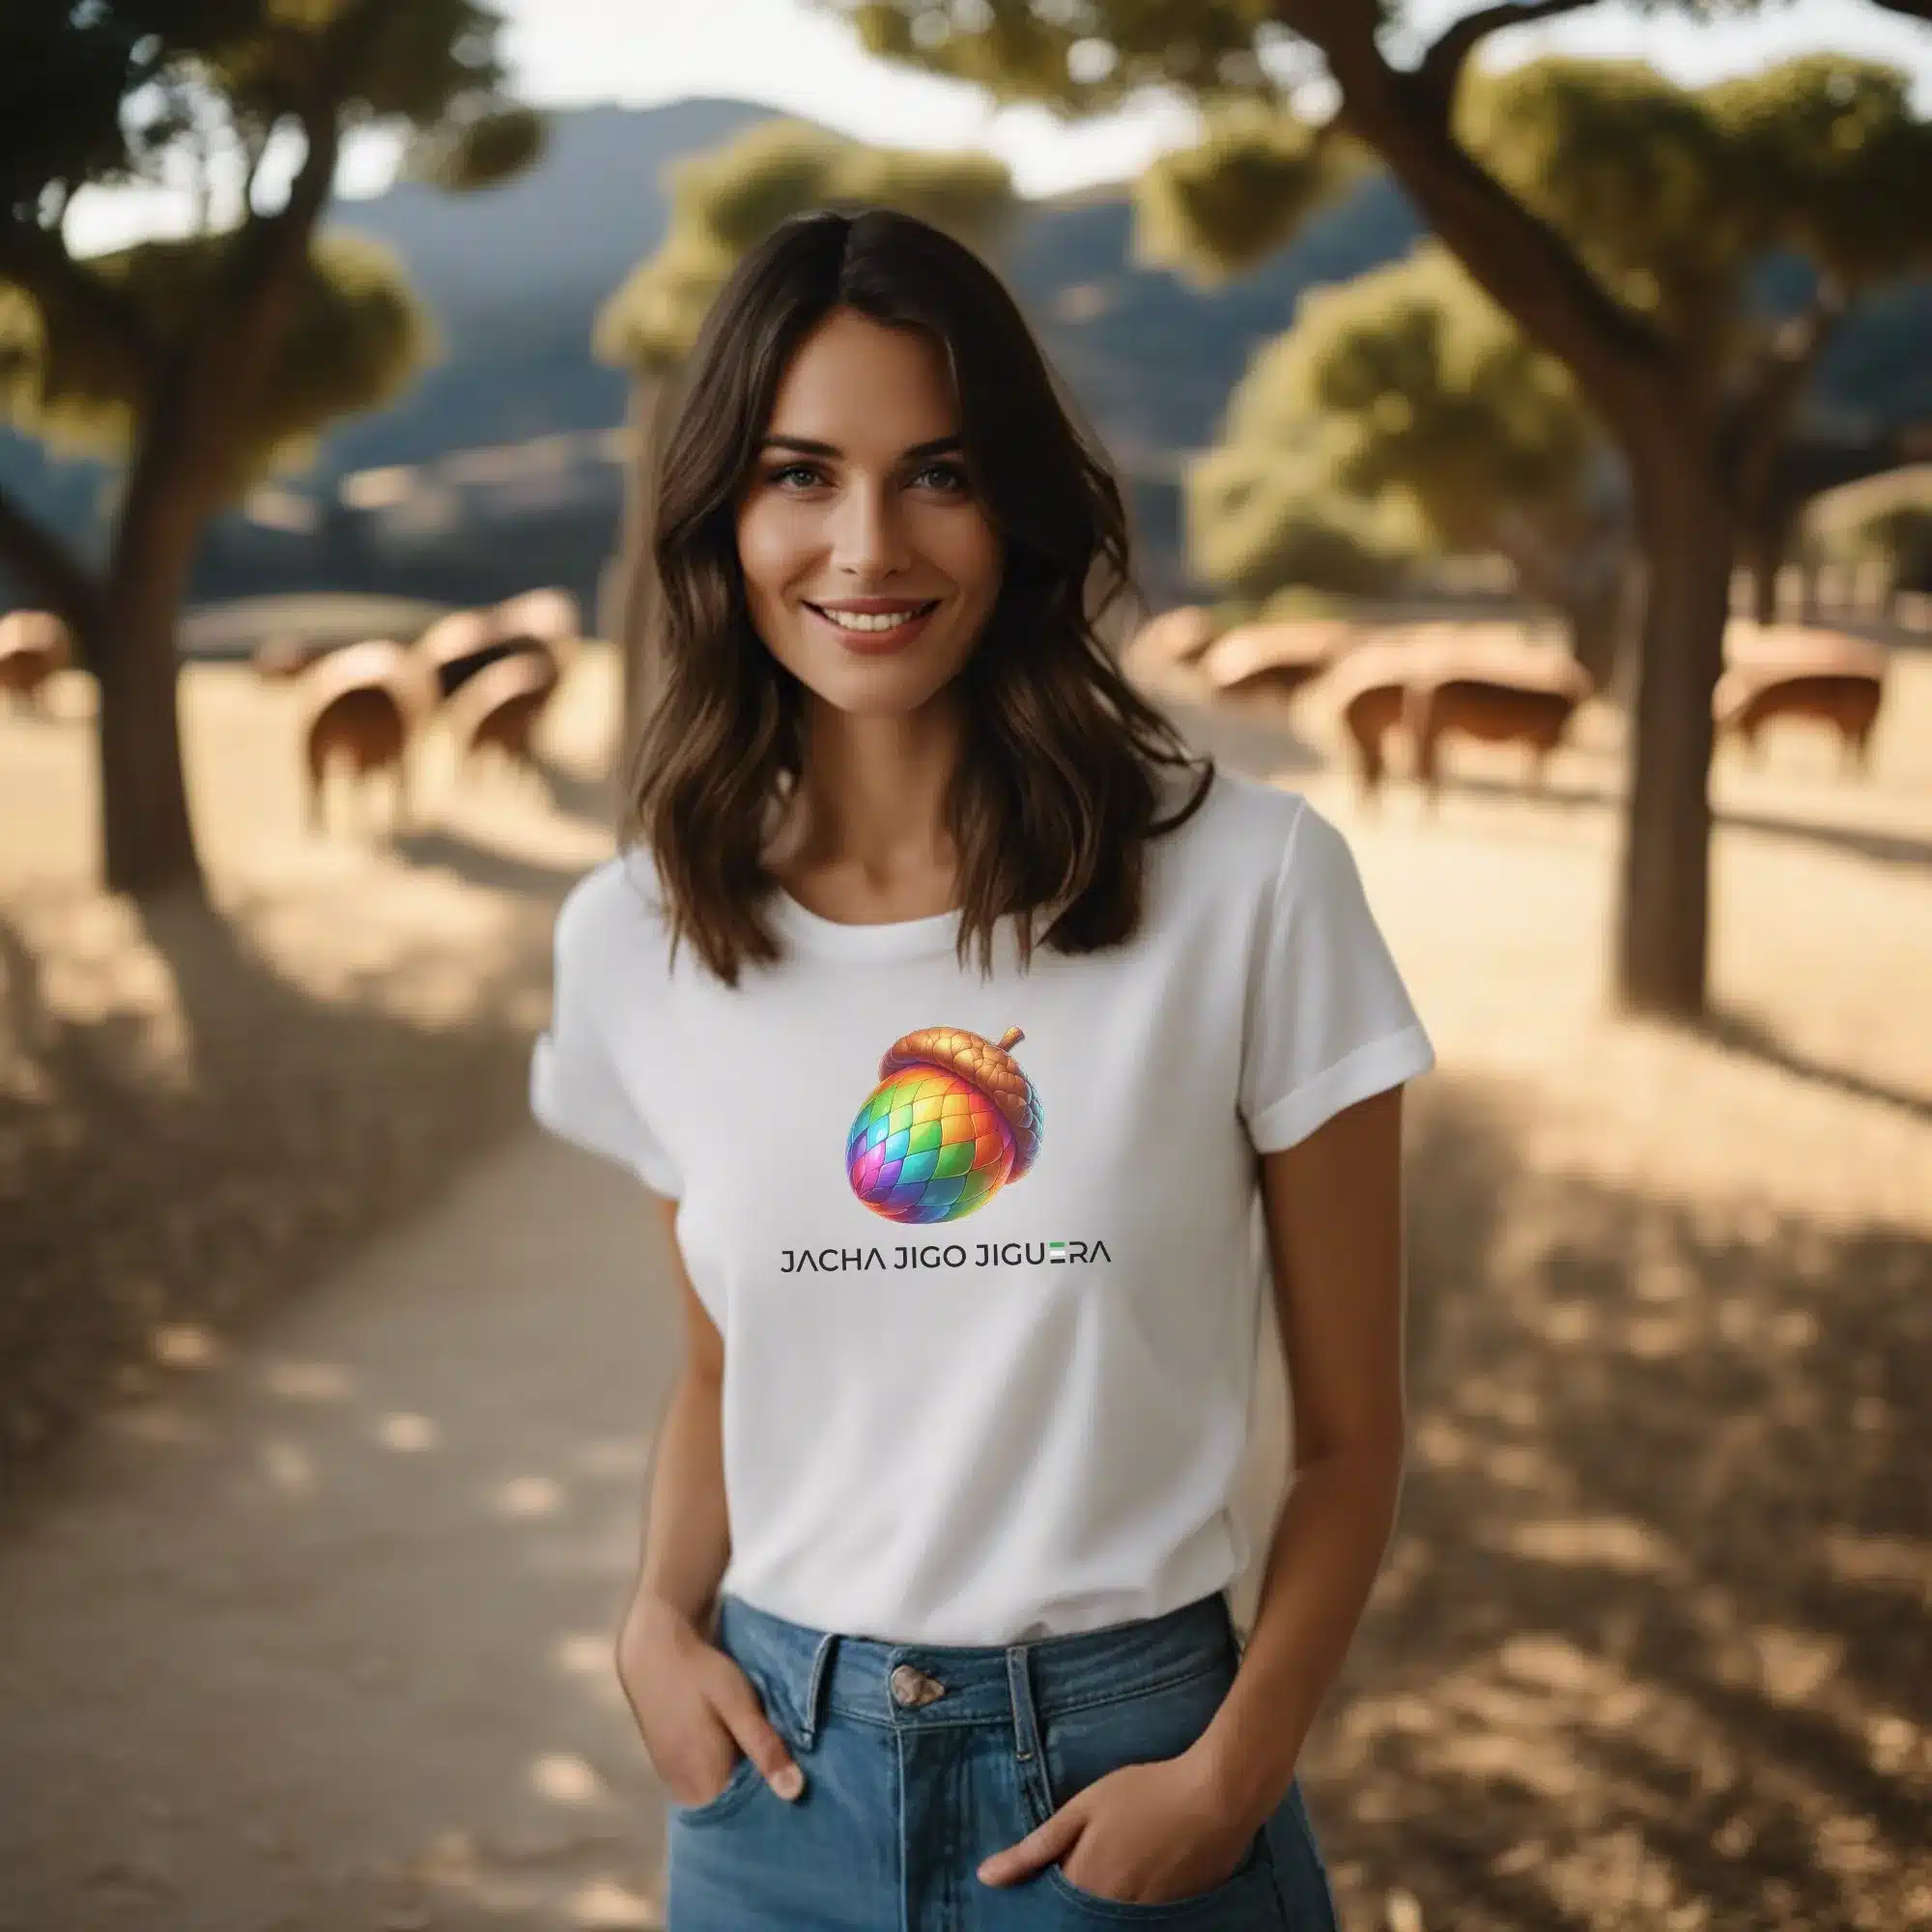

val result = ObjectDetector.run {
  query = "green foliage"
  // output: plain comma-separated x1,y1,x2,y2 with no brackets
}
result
831,0,1272,119
1229,241,1601,553
1184,434,1422,599
0,0,532,506
405,104,547,192
1457,53,1932,344
595,119,1016,375
0,228,434,497
213,0,517,130
1136,100,1366,292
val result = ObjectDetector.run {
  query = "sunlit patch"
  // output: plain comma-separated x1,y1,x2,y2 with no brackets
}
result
566,1874,657,1928
1750,1625,1843,1705
150,1321,223,1369
1496,1515,1676,1574
379,1411,439,1451
496,1474,563,1517
529,1750,607,1806
261,1357,353,1402
554,1633,611,1679
261,1437,315,1493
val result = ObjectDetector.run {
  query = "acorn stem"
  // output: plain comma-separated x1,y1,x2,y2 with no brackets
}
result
998,1027,1024,1051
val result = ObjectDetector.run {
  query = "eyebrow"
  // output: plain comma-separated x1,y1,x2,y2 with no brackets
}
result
757,433,964,460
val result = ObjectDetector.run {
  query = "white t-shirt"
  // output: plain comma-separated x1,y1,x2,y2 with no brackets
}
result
530,763,1435,1645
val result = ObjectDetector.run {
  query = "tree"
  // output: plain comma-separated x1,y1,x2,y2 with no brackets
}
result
0,0,541,898
594,121,1016,782
1203,238,1633,686
810,0,1932,1021
1185,424,1427,605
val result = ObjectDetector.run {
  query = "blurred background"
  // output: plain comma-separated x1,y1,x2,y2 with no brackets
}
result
0,2,1927,1927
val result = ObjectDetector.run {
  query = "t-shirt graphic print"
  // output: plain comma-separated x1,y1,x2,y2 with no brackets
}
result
846,1025,1045,1223
531,764,1437,1646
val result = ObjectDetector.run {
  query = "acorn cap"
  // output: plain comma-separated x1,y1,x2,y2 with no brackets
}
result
880,1025,1043,1180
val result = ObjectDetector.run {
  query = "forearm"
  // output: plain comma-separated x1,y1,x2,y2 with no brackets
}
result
1191,1443,1406,1833
630,1366,733,1639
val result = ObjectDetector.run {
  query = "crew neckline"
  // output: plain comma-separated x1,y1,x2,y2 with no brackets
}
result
768,884,968,961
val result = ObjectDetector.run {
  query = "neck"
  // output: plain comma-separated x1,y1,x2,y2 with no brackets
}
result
772,693,964,883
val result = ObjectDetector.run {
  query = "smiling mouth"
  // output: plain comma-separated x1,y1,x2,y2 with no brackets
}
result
804,599,942,627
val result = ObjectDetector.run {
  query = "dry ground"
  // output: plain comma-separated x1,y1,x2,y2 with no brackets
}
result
0,643,621,1475
1,626,1927,1930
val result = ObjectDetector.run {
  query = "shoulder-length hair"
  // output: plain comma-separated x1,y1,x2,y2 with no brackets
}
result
621,202,1214,986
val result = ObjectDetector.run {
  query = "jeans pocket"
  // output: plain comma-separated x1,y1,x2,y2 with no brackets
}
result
664,1623,786,1830
1020,1660,1280,1923
667,1745,765,1827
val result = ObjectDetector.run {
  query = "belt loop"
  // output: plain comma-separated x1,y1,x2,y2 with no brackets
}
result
801,1631,838,1749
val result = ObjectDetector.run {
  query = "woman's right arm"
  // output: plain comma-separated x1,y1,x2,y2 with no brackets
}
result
613,1196,805,1806
627,1194,730,1643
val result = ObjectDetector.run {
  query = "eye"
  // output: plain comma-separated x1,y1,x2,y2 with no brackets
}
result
916,461,970,493
767,462,822,489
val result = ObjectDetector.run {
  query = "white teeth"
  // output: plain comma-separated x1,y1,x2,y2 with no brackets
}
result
813,604,933,633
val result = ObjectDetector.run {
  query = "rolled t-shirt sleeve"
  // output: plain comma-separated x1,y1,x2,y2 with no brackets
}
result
529,867,683,1198
1238,799,1436,1152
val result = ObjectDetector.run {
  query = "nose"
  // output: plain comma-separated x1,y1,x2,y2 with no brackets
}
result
830,474,913,582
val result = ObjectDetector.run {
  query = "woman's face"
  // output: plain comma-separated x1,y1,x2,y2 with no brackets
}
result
735,306,1003,718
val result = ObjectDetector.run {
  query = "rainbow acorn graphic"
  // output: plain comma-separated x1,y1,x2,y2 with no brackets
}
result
845,1026,1044,1224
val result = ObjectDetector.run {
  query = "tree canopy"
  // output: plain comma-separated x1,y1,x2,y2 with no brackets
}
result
0,0,541,898
595,118,1015,376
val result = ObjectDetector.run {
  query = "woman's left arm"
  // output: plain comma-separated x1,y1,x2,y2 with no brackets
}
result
1189,1080,1412,1832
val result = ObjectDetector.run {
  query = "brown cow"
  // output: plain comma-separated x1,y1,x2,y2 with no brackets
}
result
413,587,581,698
298,639,437,835
253,633,330,681
1403,644,1594,810
1200,619,1356,703
0,611,72,710
443,647,562,784
1715,625,1887,772
1315,639,1425,806
1123,604,1216,671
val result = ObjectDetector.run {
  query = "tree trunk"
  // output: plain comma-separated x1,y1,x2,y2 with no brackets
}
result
612,368,681,800
1612,449,1733,1018
92,598,202,900
1565,569,1625,696
94,469,212,898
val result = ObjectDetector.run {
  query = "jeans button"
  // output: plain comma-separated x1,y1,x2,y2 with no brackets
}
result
890,1663,946,1708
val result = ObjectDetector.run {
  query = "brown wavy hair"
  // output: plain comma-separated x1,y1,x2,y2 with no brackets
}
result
619,203,1215,987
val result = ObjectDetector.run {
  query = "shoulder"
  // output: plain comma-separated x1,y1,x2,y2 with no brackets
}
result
1152,762,1313,894
554,843,670,976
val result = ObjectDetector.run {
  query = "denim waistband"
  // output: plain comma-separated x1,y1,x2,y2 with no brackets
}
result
711,1589,1243,1749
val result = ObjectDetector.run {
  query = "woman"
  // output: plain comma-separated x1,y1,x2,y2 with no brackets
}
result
532,205,1435,1929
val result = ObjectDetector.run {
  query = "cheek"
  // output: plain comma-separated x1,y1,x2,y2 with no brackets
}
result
935,515,1002,604
736,504,806,600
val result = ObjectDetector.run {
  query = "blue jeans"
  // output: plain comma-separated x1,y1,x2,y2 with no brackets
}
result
664,1586,1344,1929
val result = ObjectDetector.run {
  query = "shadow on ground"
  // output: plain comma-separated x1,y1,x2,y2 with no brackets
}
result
1305,1073,1932,1932
0,889,546,1500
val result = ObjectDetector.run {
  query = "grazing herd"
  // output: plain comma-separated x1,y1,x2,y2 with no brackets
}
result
1132,610,1891,803
276,590,580,835
0,592,1895,824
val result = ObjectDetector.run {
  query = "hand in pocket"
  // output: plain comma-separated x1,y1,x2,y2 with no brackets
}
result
614,1598,806,1808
